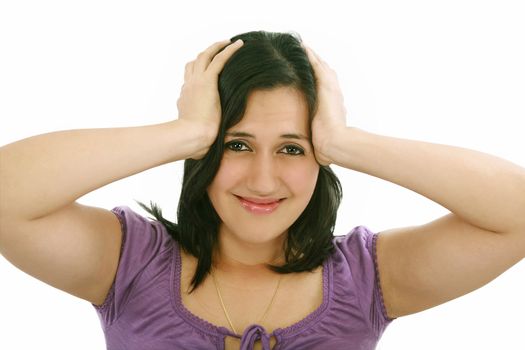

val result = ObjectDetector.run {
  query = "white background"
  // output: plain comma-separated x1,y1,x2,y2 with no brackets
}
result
1,0,524,349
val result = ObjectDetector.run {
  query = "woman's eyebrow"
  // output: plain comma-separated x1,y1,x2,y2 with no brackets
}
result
225,131,310,141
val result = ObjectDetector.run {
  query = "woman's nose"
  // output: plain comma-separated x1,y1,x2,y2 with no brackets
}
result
246,155,281,194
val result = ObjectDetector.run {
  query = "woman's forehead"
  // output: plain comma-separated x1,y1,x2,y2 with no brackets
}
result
234,88,309,132
244,87,308,117
225,129,310,142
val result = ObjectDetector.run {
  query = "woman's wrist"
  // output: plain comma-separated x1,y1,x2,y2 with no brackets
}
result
171,119,218,160
320,126,358,167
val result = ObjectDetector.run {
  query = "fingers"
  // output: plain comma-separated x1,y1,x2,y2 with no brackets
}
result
193,39,233,73
303,44,337,86
304,44,331,72
184,61,194,81
184,39,244,81
206,39,244,75
208,39,244,75
304,45,321,67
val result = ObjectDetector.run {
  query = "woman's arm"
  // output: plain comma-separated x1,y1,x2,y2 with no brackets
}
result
0,39,243,307
327,126,525,235
304,44,525,319
0,119,213,222
0,119,214,305
327,126,525,319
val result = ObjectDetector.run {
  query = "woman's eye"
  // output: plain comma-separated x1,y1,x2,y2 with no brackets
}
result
282,145,305,155
225,141,250,152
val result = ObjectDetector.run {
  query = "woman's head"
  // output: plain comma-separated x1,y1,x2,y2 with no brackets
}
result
139,30,342,293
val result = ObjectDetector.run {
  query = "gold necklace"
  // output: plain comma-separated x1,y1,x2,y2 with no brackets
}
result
211,268,283,335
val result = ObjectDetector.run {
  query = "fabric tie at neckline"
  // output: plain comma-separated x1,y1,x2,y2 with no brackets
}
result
240,324,272,350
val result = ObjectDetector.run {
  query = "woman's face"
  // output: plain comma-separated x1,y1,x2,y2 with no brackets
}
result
207,86,320,245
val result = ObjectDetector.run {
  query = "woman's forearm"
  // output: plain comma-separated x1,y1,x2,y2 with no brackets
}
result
0,119,212,222
328,127,525,234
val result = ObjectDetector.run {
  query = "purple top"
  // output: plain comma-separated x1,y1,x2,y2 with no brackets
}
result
92,206,395,349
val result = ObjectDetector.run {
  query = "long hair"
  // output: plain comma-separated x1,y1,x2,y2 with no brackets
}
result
138,30,342,294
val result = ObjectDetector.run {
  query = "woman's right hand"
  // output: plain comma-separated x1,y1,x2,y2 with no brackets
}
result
176,39,244,160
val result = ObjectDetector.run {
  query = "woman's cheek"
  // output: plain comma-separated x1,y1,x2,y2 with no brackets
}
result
283,161,319,192
215,156,247,182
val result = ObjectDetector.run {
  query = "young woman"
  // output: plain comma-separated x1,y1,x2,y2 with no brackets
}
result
1,31,524,350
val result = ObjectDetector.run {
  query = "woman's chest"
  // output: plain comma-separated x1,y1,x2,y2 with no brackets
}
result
179,252,324,349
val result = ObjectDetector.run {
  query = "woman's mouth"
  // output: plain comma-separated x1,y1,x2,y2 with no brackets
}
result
235,196,284,215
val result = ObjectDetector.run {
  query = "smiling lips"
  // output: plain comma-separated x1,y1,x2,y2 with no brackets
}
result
236,196,284,214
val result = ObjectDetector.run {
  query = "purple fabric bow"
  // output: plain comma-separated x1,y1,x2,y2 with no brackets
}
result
240,324,272,350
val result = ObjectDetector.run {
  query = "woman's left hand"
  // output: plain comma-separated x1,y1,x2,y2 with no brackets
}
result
304,45,348,166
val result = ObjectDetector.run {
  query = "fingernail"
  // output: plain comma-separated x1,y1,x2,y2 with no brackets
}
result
235,39,244,45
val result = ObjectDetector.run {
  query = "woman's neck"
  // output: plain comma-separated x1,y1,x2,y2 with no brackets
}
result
212,234,285,288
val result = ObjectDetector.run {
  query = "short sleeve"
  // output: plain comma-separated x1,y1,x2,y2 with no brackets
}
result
91,205,172,328
334,226,396,335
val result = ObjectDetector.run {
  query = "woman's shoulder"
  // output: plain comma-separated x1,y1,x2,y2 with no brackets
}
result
331,225,396,329
331,225,380,293
110,205,176,252
333,225,376,254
